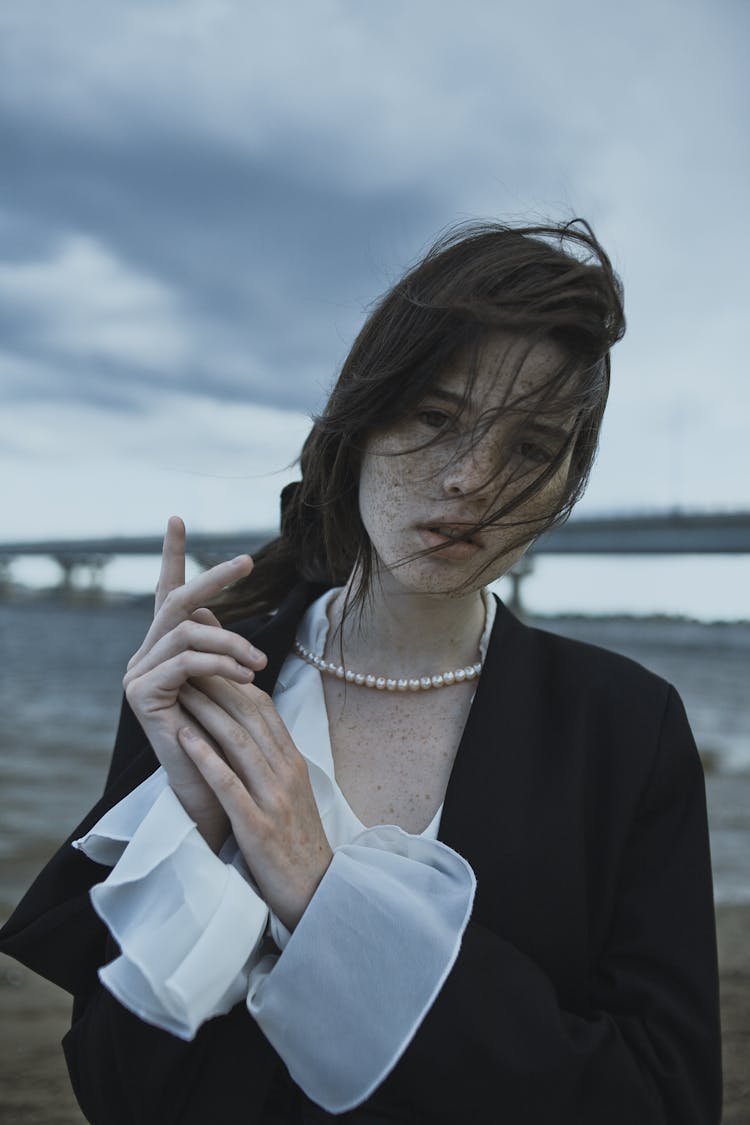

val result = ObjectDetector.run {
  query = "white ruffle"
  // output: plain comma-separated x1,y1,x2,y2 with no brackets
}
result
247,824,475,1113
75,771,268,1040
73,587,492,1108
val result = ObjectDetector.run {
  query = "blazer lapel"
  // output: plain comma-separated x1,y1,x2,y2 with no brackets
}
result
438,600,588,994
438,596,522,885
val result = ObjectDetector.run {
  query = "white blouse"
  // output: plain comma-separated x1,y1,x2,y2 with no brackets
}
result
73,588,496,1113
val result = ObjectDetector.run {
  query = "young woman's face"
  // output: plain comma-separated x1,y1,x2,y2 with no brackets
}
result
357,335,579,597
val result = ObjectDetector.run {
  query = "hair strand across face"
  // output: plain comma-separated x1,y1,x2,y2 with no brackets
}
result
210,218,624,623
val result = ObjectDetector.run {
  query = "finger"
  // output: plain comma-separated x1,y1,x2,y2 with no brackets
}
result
123,620,265,688
178,681,276,792
155,516,186,616
191,607,223,627
125,652,255,711
190,607,267,668
128,554,254,671
181,677,287,766
175,703,225,758
158,555,253,628
178,726,258,819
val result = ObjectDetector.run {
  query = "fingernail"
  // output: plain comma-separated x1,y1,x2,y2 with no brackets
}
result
230,554,250,567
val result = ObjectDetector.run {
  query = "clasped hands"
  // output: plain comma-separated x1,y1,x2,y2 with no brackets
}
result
122,516,333,932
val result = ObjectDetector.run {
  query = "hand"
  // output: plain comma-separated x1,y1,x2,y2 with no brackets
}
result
176,677,333,931
123,516,267,850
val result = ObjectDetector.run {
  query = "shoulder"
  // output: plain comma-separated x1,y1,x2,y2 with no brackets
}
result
485,600,696,795
491,597,672,708
484,602,704,836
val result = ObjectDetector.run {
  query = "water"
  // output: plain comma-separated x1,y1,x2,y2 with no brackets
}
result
0,596,748,910
534,615,750,774
534,615,750,905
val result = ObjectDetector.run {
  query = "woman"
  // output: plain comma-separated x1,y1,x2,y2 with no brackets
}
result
0,221,721,1123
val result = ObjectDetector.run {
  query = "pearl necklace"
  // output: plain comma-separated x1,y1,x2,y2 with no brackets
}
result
293,640,483,692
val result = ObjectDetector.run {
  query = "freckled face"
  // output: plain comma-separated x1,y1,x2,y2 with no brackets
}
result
357,337,579,596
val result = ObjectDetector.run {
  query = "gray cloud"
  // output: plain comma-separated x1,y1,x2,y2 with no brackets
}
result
0,111,446,410
0,0,747,518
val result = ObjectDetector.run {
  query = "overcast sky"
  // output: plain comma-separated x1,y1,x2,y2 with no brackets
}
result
1,0,748,606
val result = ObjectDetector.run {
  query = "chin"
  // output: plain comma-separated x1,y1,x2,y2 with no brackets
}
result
375,555,492,599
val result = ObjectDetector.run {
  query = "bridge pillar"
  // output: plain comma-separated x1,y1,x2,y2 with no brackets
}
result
53,555,77,594
52,553,109,598
0,556,14,595
85,555,108,595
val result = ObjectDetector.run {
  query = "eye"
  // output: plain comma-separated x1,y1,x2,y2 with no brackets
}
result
518,440,554,465
416,409,453,431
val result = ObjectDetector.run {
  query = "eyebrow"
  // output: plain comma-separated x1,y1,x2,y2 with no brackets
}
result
525,420,575,445
425,386,575,445
427,387,471,409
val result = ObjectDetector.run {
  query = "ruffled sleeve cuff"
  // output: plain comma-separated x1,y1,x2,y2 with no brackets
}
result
73,768,269,1041
247,825,476,1114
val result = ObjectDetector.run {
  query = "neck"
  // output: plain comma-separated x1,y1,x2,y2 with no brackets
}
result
326,569,486,677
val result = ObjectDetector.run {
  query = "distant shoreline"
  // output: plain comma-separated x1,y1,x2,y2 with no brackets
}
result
2,583,748,627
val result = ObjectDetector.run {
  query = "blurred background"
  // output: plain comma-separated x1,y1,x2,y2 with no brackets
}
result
1,1,748,1120
1,0,748,617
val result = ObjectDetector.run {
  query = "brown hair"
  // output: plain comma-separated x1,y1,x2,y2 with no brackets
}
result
211,218,624,624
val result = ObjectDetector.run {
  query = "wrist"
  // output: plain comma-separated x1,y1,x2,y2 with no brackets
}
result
278,845,334,931
169,783,230,853
199,815,232,855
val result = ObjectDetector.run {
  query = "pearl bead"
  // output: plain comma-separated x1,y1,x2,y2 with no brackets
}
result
292,640,483,692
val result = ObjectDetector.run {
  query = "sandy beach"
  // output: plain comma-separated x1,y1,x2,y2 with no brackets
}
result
1,904,748,1123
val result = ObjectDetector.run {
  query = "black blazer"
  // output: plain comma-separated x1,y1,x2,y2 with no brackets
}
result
0,584,722,1124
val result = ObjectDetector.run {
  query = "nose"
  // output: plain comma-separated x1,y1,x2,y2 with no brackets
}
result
439,433,498,500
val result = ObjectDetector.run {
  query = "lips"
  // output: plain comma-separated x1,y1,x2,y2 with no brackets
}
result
417,524,482,559
421,523,480,545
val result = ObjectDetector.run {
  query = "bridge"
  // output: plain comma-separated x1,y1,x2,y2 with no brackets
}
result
1,511,749,607
532,512,750,555
0,530,274,595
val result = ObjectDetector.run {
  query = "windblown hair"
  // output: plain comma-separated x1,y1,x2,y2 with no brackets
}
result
211,219,625,624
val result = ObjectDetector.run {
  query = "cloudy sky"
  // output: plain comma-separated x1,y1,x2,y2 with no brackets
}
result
1,0,748,613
